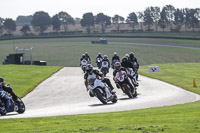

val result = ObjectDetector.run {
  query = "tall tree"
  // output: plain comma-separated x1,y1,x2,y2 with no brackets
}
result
137,12,144,31
112,15,124,32
58,11,75,32
0,17,4,36
163,5,176,30
80,12,94,33
174,8,184,32
20,24,31,35
95,13,111,33
158,8,168,32
4,18,16,34
151,7,160,32
143,7,154,32
126,12,138,32
185,8,199,32
52,14,61,32
31,11,51,34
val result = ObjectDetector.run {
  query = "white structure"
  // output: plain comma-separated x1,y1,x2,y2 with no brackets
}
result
16,47,33,65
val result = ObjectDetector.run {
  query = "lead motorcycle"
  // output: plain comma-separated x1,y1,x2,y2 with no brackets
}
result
88,77,117,104
114,70,137,98
0,89,25,116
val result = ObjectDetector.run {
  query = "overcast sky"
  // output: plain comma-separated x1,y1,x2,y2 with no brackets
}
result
1,0,200,20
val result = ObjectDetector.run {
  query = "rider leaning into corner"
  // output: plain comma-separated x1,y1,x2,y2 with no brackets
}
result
0,77,20,103
121,56,139,86
84,64,115,97
113,62,135,91
0,77,21,111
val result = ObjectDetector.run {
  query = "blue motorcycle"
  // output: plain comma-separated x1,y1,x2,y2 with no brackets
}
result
0,87,25,116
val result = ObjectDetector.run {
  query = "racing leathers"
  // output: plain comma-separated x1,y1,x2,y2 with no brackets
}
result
113,67,135,93
84,70,114,91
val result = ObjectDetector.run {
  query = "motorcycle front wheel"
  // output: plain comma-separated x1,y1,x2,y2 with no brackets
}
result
94,89,107,104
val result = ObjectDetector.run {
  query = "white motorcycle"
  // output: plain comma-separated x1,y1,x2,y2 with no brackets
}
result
87,77,117,104
101,61,109,76
80,59,88,73
126,68,139,87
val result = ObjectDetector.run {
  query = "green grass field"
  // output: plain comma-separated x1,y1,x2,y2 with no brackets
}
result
0,38,200,67
0,37,200,132
0,65,62,98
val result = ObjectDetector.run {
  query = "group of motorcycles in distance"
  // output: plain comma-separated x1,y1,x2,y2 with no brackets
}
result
80,53,139,104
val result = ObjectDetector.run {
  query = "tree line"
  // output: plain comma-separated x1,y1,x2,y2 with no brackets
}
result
0,4,200,36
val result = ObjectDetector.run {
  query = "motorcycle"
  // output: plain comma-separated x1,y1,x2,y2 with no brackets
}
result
101,61,109,76
80,59,88,73
96,58,102,69
114,70,137,98
88,77,117,104
112,59,119,69
0,89,25,116
126,67,139,87
132,62,139,80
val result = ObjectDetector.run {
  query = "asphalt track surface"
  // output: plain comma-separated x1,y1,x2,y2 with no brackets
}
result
1,67,200,119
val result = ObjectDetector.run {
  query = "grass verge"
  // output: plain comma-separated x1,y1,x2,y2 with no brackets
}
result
0,65,62,98
0,63,200,133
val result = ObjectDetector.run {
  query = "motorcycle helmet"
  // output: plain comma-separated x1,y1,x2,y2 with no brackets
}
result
114,62,121,71
98,52,101,56
85,52,88,56
82,54,86,58
103,55,108,60
0,77,4,83
114,52,117,56
125,54,129,58
86,64,93,74
129,52,135,59
122,56,128,63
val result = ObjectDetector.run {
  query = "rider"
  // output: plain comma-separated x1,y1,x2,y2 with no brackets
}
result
80,54,87,66
84,64,115,97
113,62,135,92
129,52,139,70
85,52,91,63
112,52,120,69
0,77,20,111
112,52,120,63
96,52,103,63
102,55,110,67
121,57,138,86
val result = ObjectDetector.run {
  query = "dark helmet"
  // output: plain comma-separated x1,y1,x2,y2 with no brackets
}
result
129,52,135,59
103,55,108,60
86,64,93,74
114,62,121,71
122,56,128,63
82,54,86,58
0,77,4,83
85,52,88,56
